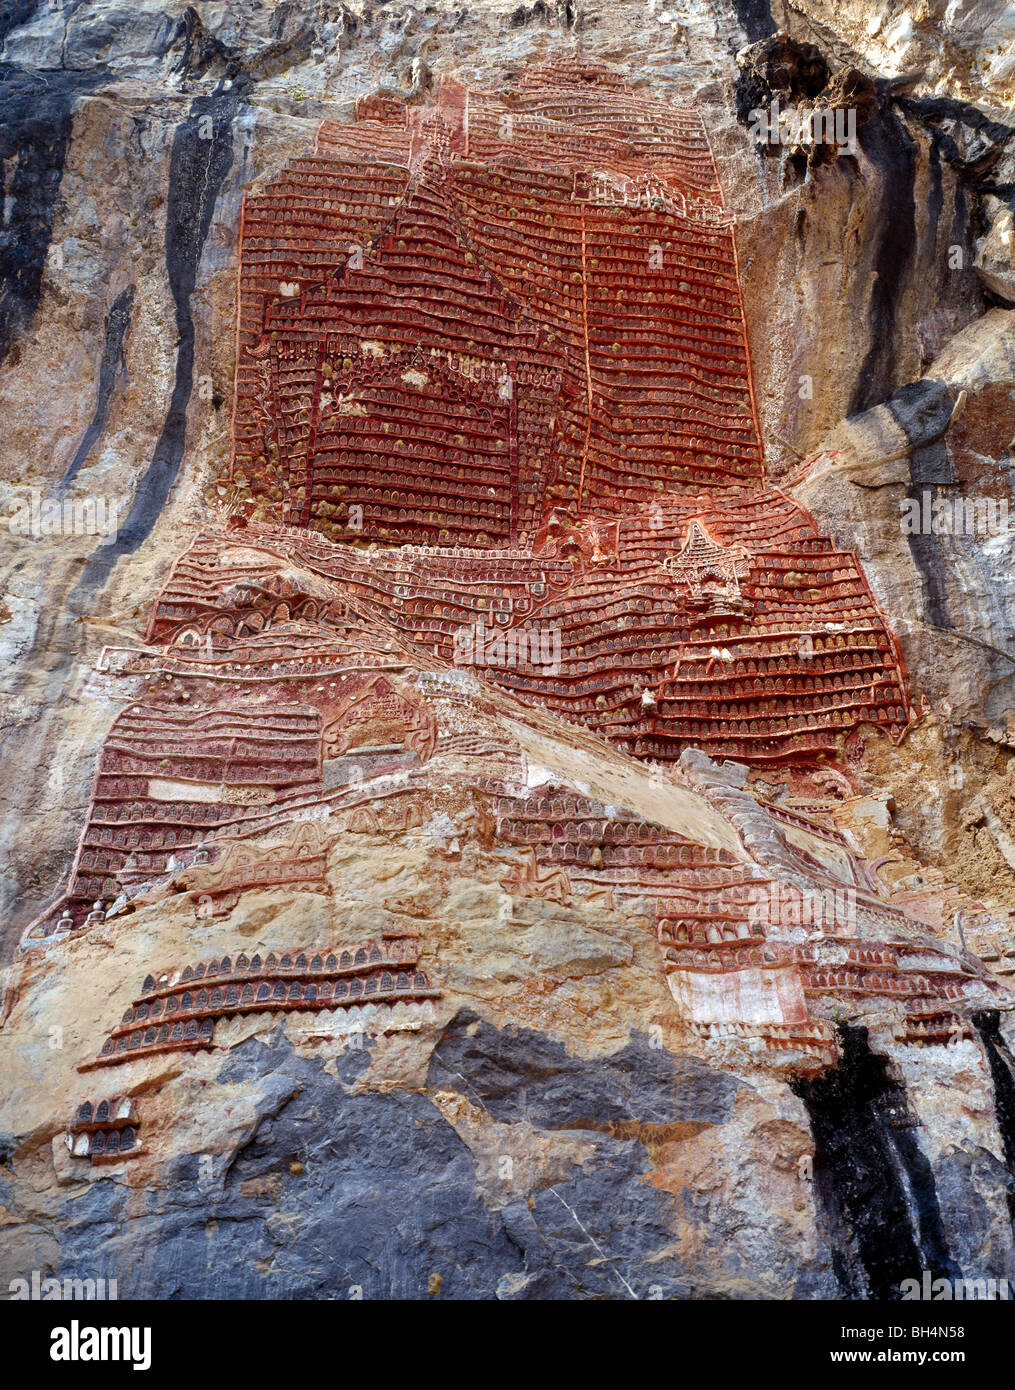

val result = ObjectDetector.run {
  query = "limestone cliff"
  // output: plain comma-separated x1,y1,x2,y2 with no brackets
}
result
1,0,1015,1302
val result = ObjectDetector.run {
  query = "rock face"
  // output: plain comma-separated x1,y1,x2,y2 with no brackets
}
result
2,0,1015,1302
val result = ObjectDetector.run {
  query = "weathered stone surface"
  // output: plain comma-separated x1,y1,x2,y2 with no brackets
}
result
2,0,1015,1305
975,199,1015,304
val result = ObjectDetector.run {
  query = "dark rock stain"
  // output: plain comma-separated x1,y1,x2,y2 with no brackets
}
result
849,105,918,415
794,1024,958,1299
0,67,81,366
885,377,958,630
56,284,135,496
165,5,244,87
0,0,42,50
898,94,1015,186
41,1021,730,1298
76,91,236,592
972,1011,1015,1223
428,1007,741,1127
729,0,775,45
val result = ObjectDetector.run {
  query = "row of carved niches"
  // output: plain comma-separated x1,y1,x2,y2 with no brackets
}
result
660,917,991,1059
495,788,740,871
657,887,997,1052
82,940,441,1069
685,1019,838,1070
135,512,913,766
23,659,456,940
67,1096,141,1163
28,701,327,928
25,495,911,940
26,822,334,941
229,61,763,536
490,781,1005,1058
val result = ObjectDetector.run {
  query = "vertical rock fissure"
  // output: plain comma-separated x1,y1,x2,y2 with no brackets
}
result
793,1024,958,1299
972,1011,1015,1223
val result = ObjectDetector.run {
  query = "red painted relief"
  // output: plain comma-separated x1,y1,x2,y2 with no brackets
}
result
67,1097,142,1162
491,779,1007,1069
219,59,914,762
231,62,762,535
82,939,440,1070
24,60,981,1080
